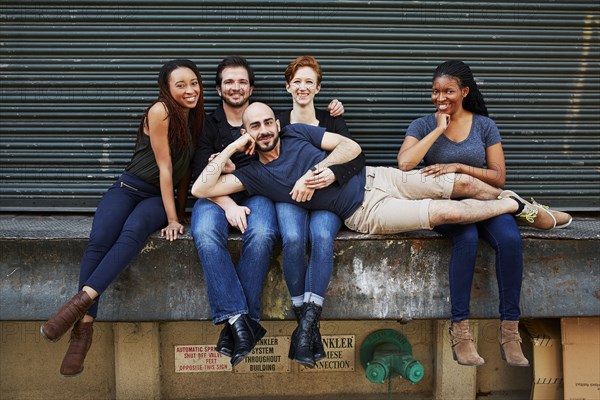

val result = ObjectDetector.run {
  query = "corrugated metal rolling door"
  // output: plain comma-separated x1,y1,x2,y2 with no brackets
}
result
1,1,598,211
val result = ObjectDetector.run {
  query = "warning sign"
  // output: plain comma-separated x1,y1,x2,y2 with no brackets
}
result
300,335,355,372
235,336,291,373
174,345,232,373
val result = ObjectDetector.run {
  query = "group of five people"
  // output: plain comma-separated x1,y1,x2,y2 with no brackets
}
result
40,55,571,377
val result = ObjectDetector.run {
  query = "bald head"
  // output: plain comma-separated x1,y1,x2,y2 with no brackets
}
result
242,102,276,128
241,102,280,155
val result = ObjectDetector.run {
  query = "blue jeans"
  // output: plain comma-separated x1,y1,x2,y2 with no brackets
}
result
191,196,278,324
79,172,167,318
434,214,523,322
275,203,342,298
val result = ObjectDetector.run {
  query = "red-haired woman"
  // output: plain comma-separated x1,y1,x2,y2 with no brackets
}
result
277,56,365,368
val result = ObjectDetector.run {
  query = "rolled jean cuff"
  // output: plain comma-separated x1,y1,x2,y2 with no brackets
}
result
212,310,249,325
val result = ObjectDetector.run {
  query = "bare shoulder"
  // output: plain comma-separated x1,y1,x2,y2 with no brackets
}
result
148,101,169,120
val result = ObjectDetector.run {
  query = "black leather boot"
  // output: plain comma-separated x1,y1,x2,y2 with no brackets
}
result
222,318,266,360
293,303,322,368
288,304,305,360
289,304,325,362
230,314,259,367
312,309,325,362
248,318,267,344
215,323,233,357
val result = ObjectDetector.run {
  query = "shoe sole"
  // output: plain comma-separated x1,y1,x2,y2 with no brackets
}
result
215,346,233,358
551,213,572,229
555,219,572,229
231,353,249,367
530,200,573,229
455,361,485,366
289,342,324,363
61,369,84,378
500,190,556,229
506,362,530,367
500,347,530,367
452,349,485,367
293,358,316,368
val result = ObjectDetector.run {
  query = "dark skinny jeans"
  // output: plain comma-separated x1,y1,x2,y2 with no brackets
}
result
78,172,167,318
434,214,523,322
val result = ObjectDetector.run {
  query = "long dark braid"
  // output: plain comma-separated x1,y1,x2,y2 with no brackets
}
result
433,60,488,117
138,59,204,151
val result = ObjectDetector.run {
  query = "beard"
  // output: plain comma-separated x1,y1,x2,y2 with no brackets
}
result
256,133,279,152
220,91,250,108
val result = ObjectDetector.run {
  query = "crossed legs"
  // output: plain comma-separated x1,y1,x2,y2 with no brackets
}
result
344,167,556,234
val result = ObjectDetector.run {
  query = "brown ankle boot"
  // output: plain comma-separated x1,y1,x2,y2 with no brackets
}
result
41,291,94,342
499,320,529,367
60,320,94,377
449,320,485,366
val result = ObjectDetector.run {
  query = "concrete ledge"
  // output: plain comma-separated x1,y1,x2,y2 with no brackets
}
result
1,214,599,321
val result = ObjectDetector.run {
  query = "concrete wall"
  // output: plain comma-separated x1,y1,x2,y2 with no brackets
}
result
1,321,116,399
0,319,532,400
3,216,597,398
3,216,599,322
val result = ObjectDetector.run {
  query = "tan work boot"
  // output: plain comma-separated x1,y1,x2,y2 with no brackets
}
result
449,320,485,366
499,320,530,367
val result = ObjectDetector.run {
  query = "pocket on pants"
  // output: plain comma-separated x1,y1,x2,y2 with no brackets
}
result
119,181,139,191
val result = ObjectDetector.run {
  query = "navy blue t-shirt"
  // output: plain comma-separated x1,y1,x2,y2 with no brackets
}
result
233,123,366,219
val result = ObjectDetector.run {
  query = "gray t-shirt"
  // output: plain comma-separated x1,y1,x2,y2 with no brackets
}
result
405,113,501,167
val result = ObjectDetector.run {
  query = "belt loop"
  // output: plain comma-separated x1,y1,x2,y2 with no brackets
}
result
364,173,374,191
364,166,375,190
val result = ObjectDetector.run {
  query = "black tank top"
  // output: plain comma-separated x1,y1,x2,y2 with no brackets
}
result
125,120,195,187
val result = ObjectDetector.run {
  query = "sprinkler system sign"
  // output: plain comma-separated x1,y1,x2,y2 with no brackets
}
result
234,336,291,373
301,335,355,372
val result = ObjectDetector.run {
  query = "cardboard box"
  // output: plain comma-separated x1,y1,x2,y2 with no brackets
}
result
532,384,564,400
525,319,564,400
561,317,600,400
